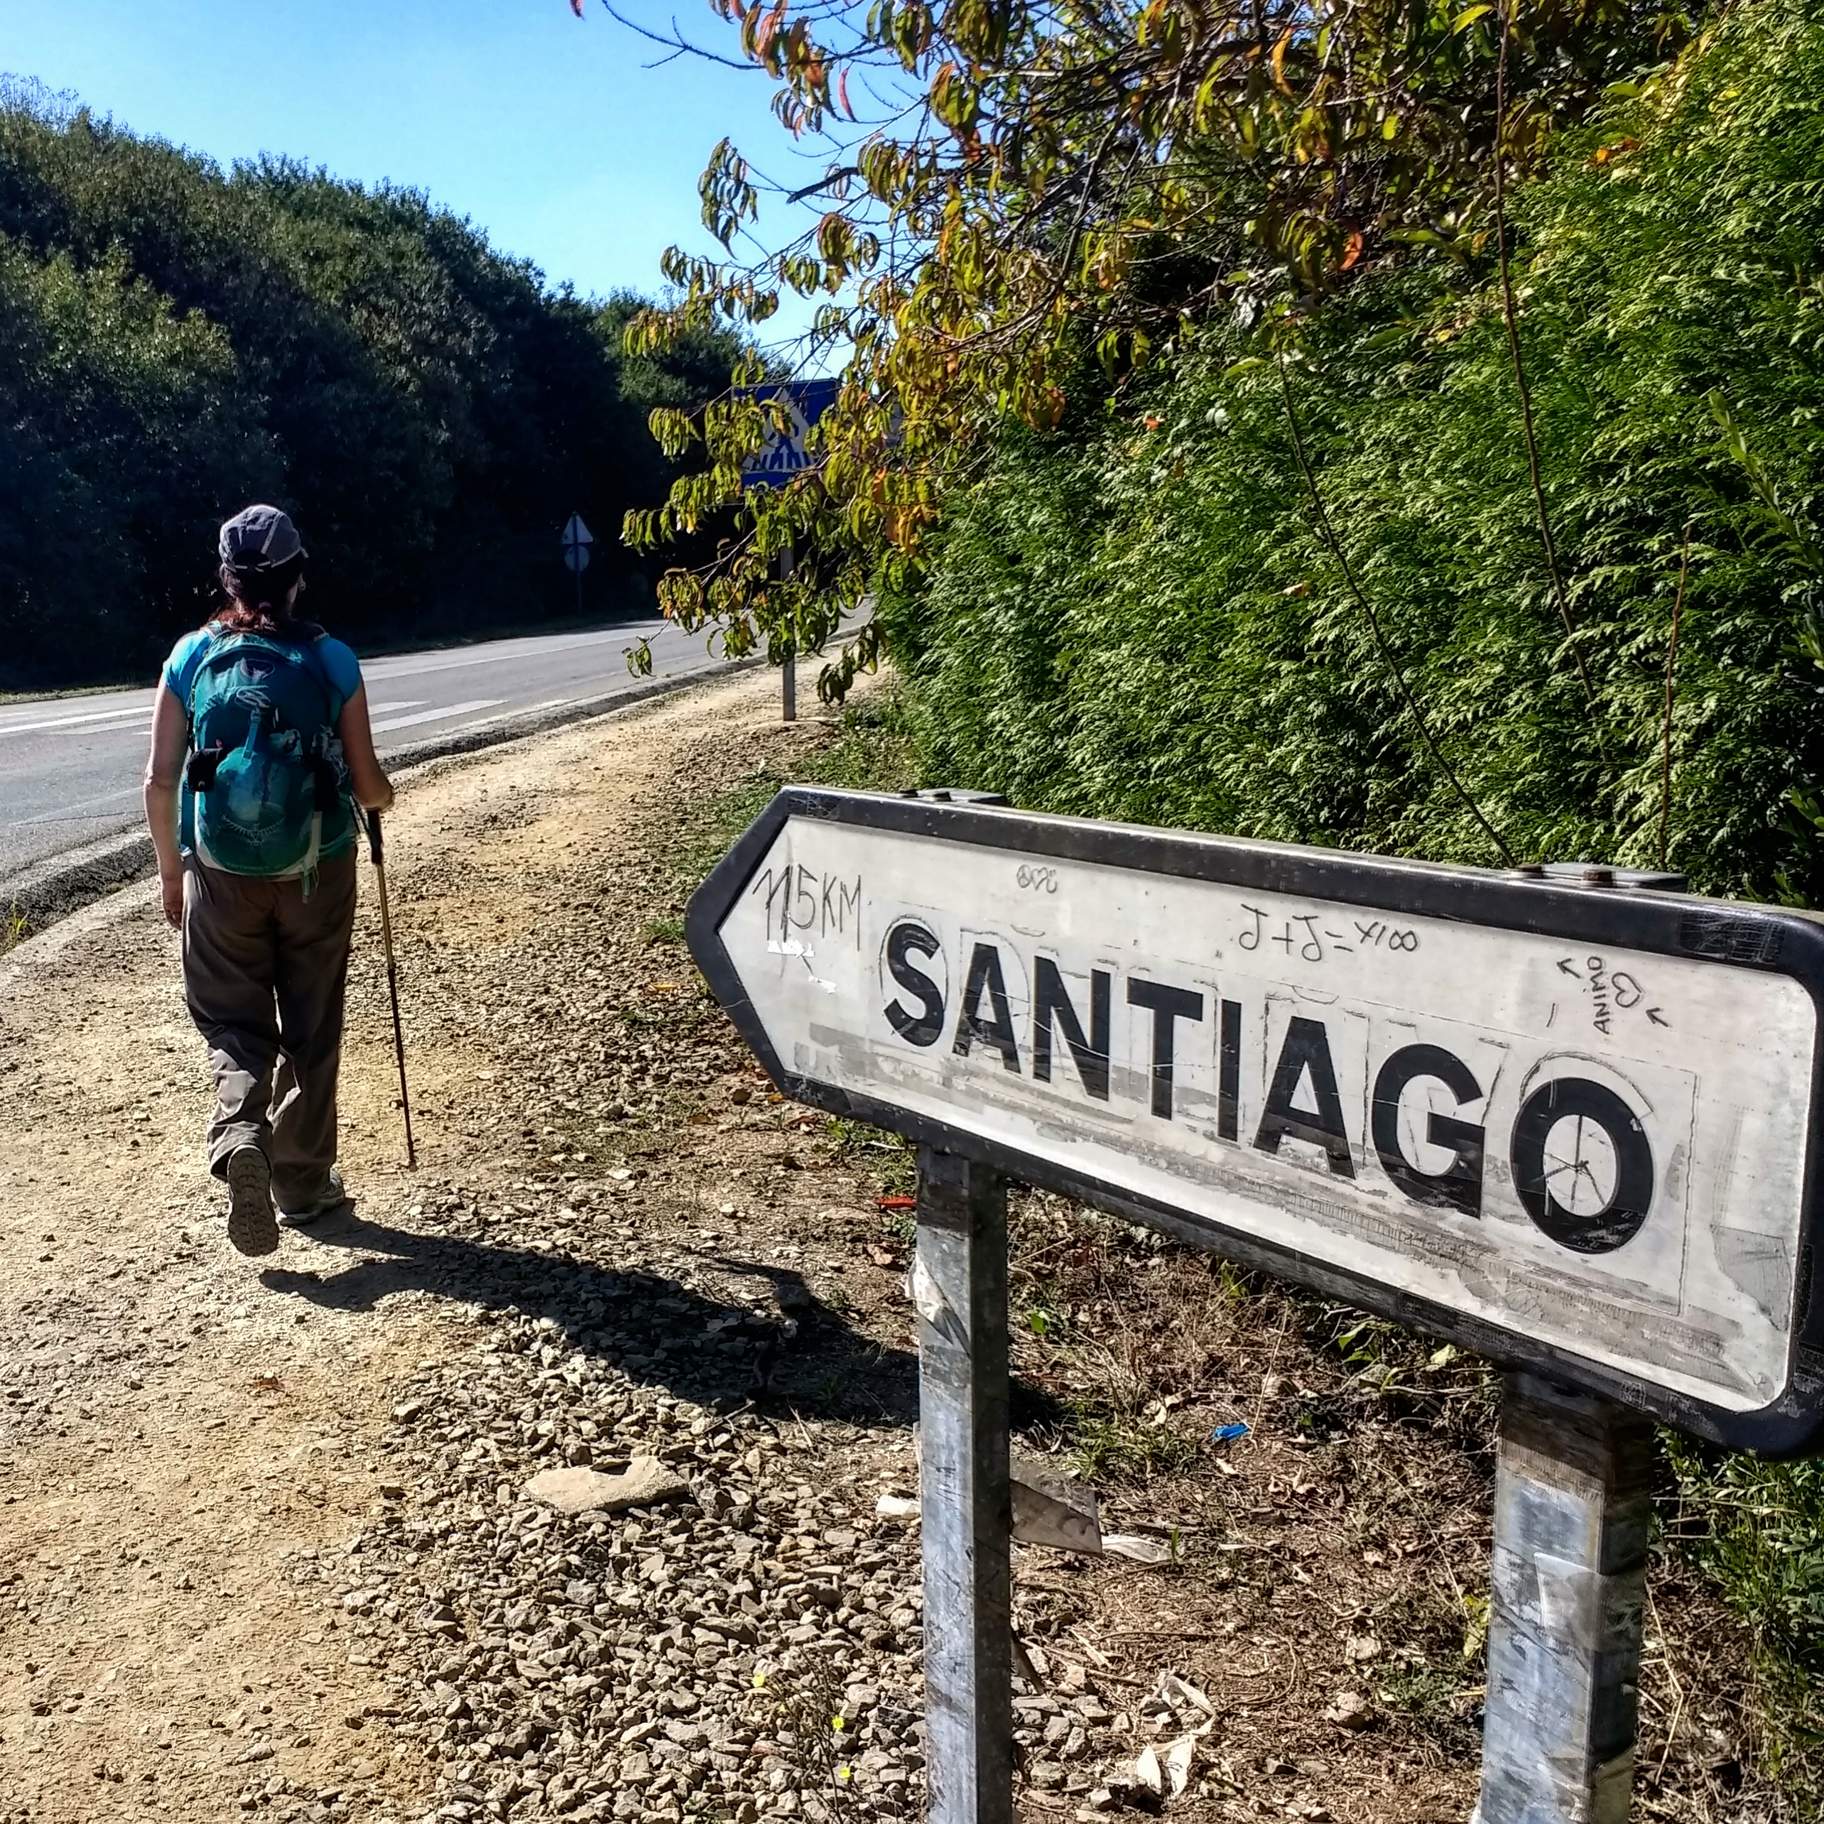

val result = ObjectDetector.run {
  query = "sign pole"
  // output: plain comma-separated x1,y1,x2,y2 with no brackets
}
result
1478,1374,1654,1824
560,513,593,618
780,541,798,723
914,1146,1014,1824
738,380,838,711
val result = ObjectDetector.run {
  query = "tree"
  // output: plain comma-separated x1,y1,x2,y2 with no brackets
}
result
606,0,1687,691
0,81,739,687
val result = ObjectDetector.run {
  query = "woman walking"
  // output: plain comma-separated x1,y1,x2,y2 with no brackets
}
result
143,505,395,1256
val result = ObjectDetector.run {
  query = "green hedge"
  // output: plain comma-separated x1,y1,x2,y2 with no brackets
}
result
889,0,1824,901
885,0,1824,1782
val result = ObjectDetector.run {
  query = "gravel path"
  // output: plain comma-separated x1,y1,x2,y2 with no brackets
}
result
0,672,985,1824
0,665,1763,1824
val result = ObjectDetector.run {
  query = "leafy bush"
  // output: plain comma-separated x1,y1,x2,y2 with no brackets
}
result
885,0,1824,1775
890,0,1824,899
1666,1442,1824,1780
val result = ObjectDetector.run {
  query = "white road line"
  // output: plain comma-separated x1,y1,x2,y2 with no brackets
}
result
363,626,664,683
442,696,577,737
16,785,142,826
0,697,426,742
368,698,504,736
0,703,152,738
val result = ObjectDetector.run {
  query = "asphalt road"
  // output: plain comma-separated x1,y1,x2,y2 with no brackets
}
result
0,616,732,880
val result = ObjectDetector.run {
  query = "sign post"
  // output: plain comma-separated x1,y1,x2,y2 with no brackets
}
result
738,379,838,725
1482,1375,1654,1824
1479,864,1659,1824
561,512,593,620
914,1148,1014,1824
779,542,797,725
688,788,1824,1822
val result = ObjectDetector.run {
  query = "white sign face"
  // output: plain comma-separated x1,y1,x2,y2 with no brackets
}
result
693,795,1824,1442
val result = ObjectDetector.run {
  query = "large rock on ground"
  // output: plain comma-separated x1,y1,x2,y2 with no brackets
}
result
522,1456,691,1515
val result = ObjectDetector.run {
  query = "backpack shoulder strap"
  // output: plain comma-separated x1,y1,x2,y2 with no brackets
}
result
299,631,341,726
184,625,229,733
185,622,221,680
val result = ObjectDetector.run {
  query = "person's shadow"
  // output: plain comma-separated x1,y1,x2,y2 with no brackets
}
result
260,1206,1060,1434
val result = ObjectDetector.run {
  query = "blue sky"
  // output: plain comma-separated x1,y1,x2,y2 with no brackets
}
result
3,0,826,343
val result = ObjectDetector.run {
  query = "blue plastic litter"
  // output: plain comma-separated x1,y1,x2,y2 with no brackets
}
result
1209,1423,1250,1444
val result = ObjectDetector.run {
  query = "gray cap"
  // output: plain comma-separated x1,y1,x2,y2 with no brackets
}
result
219,503,306,572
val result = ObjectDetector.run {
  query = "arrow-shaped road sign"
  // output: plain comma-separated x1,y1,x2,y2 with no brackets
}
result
561,513,594,548
690,786,1824,1824
690,785,1824,1455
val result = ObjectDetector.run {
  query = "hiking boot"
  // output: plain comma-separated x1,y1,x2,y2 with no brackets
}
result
278,1167,348,1229
225,1145,279,1257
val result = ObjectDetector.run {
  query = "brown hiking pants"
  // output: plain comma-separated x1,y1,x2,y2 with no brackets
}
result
181,852,357,1210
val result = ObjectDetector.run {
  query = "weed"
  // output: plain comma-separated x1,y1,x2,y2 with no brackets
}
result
675,769,785,891
642,914,686,945
1021,1286,1070,1344
825,1116,917,1197
804,689,919,795
0,904,27,955
1065,1403,1196,1484
1377,1661,1462,1722
620,1003,683,1029
669,682,920,905
1213,1259,1256,1305
1665,1443,1824,1796
747,1654,878,1817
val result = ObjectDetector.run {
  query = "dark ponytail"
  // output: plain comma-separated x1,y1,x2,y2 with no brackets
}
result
211,553,308,635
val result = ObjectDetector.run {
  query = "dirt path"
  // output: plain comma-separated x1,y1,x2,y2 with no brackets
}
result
0,675,794,1822
0,666,1770,1824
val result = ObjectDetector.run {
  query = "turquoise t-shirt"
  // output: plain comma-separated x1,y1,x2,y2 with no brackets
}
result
162,624,364,863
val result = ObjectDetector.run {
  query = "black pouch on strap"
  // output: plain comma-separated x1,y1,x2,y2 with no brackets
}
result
186,743,226,792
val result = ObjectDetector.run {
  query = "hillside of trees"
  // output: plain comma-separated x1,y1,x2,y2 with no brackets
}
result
0,81,732,690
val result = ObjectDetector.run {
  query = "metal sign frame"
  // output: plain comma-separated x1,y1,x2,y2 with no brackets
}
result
689,785,1824,1458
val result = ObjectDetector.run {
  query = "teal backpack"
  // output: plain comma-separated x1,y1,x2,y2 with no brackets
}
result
184,629,345,887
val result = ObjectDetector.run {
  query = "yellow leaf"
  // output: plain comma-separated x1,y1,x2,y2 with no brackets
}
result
1270,24,1294,94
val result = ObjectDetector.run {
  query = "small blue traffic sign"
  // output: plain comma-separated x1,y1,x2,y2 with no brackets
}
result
739,378,840,489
